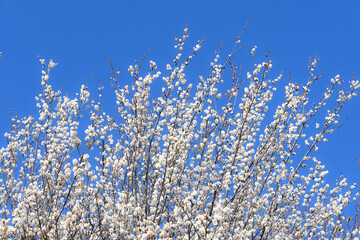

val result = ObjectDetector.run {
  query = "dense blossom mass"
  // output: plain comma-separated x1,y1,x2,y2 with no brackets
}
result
0,28,360,239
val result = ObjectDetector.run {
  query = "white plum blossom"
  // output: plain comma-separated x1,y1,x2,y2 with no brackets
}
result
0,27,359,239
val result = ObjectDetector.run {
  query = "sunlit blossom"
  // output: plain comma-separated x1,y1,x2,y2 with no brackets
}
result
0,27,358,239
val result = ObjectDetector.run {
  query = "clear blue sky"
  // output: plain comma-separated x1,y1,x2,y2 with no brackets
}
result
1,1,360,213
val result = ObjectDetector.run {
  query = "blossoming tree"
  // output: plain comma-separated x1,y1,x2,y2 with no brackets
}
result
0,27,359,239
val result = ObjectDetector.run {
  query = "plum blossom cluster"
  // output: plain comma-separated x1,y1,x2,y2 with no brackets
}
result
0,27,360,239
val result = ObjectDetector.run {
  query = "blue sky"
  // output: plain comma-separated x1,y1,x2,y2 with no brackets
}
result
1,1,360,214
